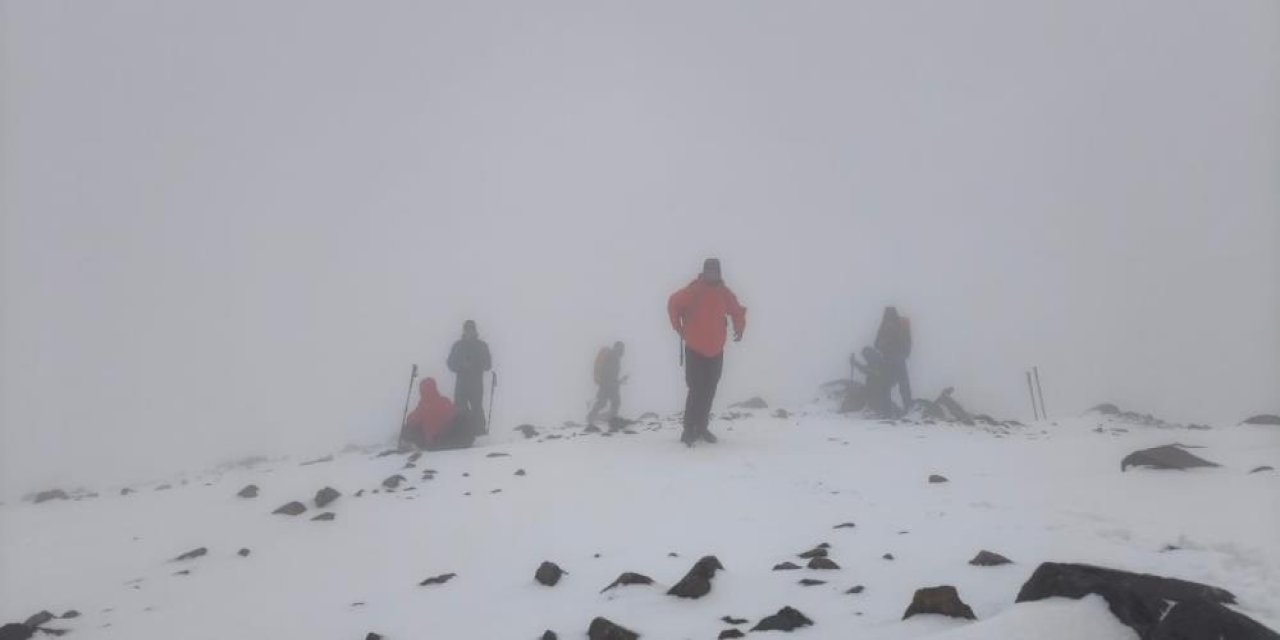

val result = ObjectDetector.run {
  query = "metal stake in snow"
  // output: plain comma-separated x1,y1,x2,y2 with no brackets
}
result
1026,370,1040,421
486,370,497,434
1033,366,1048,419
401,364,419,431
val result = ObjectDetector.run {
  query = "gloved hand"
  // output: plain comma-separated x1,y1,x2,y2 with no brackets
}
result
733,331,743,342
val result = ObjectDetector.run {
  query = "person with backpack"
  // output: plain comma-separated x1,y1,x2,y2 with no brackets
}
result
400,377,478,451
849,346,899,418
668,258,747,446
447,320,492,434
874,306,912,416
587,341,627,427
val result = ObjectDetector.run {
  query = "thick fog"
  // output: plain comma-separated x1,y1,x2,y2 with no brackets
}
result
2,0,1277,492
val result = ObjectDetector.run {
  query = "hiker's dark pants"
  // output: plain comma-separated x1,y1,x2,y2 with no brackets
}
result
588,382,621,424
683,348,724,438
883,358,912,414
425,412,478,451
454,374,486,432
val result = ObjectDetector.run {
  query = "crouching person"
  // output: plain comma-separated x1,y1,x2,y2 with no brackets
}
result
401,378,478,451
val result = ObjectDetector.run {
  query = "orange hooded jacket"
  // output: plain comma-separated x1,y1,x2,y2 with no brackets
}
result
668,277,747,358
407,378,456,444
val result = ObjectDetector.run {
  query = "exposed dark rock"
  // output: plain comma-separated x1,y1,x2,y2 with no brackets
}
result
1121,445,1219,471
639,412,660,420
833,522,856,529
583,425,602,433
799,578,826,586
57,612,77,620
797,547,828,559
486,452,510,458
718,630,745,639
772,409,791,419
730,396,768,410
587,617,638,640
311,512,336,521
314,486,341,509
375,449,400,458
272,501,307,516
667,555,724,599
773,562,801,571
365,634,383,640
355,490,365,497
846,585,865,594
969,550,1013,566
1016,562,1238,637
535,561,565,586
750,606,813,632
1242,414,1280,426
1251,466,1275,474
172,547,208,562
24,613,54,628
0,624,33,640
903,585,976,620
407,451,422,462
928,474,949,484
300,455,333,466
418,572,456,586
540,631,557,640
1091,403,1121,415
382,475,406,490
883,553,895,560
237,485,259,498
667,552,679,557
237,548,251,557
174,569,191,576
601,572,654,592
32,490,68,504
515,424,540,438
1148,598,1280,640
721,616,747,625
807,557,840,570
155,484,172,491
515,469,527,476
120,488,135,496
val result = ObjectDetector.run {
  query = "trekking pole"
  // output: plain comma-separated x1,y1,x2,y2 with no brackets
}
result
1033,366,1048,420
400,364,418,442
679,337,685,367
1026,370,1040,421
487,371,497,433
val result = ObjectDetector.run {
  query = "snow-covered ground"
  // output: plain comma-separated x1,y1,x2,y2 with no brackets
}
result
3,408,1278,639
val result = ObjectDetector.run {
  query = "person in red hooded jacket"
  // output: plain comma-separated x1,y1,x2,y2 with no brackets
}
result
402,377,477,451
668,258,747,446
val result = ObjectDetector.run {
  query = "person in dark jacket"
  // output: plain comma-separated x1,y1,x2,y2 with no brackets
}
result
587,341,627,427
874,306,912,415
668,258,747,446
447,320,492,433
850,347,898,418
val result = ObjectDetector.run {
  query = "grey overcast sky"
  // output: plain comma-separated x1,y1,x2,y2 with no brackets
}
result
2,0,1277,491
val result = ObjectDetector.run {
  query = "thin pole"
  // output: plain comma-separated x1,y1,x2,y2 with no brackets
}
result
1033,366,1048,420
1026,371,1040,421
401,364,418,428
486,370,497,433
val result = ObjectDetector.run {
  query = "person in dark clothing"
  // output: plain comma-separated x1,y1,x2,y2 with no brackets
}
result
851,347,899,418
446,320,492,434
874,306,912,416
400,377,479,451
587,341,627,427
668,258,747,446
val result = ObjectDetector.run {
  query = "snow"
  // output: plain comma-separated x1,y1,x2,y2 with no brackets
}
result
2,410,1278,638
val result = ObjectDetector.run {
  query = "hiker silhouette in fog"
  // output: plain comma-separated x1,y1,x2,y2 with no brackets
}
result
850,347,899,418
874,306,912,416
668,258,747,446
588,341,627,427
447,320,492,434
400,377,478,451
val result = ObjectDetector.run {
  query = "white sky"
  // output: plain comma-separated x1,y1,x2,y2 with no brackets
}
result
2,0,1278,491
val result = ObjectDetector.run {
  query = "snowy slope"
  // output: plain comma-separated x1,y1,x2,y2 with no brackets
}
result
2,409,1278,639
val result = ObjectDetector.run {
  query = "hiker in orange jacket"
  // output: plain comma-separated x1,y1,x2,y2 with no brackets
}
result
402,377,477,451
668,258,747,446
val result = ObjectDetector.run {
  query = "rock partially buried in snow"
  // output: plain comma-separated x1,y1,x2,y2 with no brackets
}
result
486,452,510,458
750,606,813,632
24,612,54,628
418,573,456,586
0,623,32,640
1148,598,1280,640
172,547,207,562
272,501,307,516
773,562,801,571
534,561,565,586
730,396,768,410
969,550,1013,566
601,572,654,592
1241,414,1280,426
515,469,526,476
902,586,976,620
807,557,840,570
237,548,251,557
833,522,856,529
515,424,540,438
797,547,828,559
846,585,865,594
1251,466,1275,474
798,578,826,586
928,474,949,484
1121,445,1219,471
667,555,724,599
314,486,341,509
32,490,69,504
540,631,557,640
587,616,638,640
721,616,747,625
718,629,745,639
58,612,78,620
311,512,335,521
382,475,406,490
237,485,259,499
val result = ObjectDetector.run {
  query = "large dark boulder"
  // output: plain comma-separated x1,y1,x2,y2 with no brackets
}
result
535,561,565,586
587,617,638,640
1121,445,1219,471
750,606,813,632
1149,598,1280,639
903,586,976,620
314,487,341,509
1242,414,1280,426
1016,562,1239,637
667,555,724,599
807,557,840,570
0,624,32,640
601,572,654,593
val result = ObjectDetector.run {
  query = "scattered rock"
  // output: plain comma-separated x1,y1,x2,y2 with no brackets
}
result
587,617,638,640
515,469,527,476
407,451,422,462
172,547,208,562
57,612,77,620
237,548,251,557
382,475,406,490
750,606,813,632
311,512,336,521
540,631,557,640
667,552,680,558
1148,598,1280,640
0,624,33,640
833,522,856,529
272,501,307,516
807,557,840,570
24,612,54,628
237,485,259,499
799,578,826,586
314,486,341,509
486,452,510,458
721,616,747,625
155,484,172,491
730,396,768,410
773,562,801,571
120,488,135,496
299,455,333,466
535,561,566,586
667,555,724,599
1121,445,1219,471
515,424,540,438
846,585,865,594
601,572,654,592
797,547,828,559
718,630,745,639
365,634,383,640
969,550,1013,566
418,573,456,586
902,586,977,620
772,409,791,419
354,490,365,497
174,569,192,576
32,490,69,504
1241,414,1280,426
882,553,895,560
928,474,949,484
1091,403,1121,415
1250,466,1274,474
